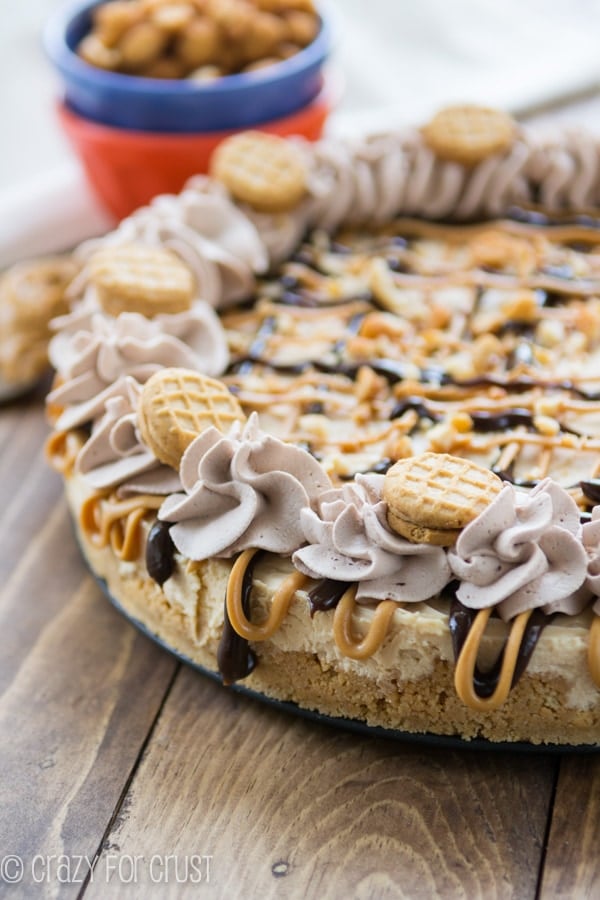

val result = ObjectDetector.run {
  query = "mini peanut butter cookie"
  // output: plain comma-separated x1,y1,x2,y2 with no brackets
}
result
0,256,77,329
422,105,516,167
89,243,195,317
210,131,308,213
0,256,78,395
138,368,246,469
383,452,503,546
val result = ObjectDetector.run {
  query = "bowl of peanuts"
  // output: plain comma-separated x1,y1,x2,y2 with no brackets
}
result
44,0,333,132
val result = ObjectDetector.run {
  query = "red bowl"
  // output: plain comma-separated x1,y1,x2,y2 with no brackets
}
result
58,83,332,220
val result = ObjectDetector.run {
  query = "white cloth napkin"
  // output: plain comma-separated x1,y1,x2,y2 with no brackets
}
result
328,0,600,134
0,162,114,269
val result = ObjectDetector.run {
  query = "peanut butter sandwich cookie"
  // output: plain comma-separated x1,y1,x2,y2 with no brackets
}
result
42,113,600,747
138,367,246,469
89,243,195,317
422,104,516,166
383,453,503,546
210,131,308,212
0,256,77,399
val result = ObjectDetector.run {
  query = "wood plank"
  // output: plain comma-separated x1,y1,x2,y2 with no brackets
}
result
0,402,179,899
538,755,600,899
87,669,556,899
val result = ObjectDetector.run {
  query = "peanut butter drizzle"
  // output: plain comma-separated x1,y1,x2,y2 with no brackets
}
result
80,493,163,561
225,554,397,662
44,430,86,476
338,422,401,452
454,607,534,711
384,217,600,246
390,269,599,297
226,549,309,641
332,587,397,660
588,616,600,689
224,299,370,328
469,431,600,453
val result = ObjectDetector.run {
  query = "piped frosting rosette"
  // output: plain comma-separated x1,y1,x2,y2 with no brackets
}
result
526,127,600,210
448,479,590,621
159,412,332,560
292,474,451,604
70,374,184,568
75,375,180,495
47,307,228,432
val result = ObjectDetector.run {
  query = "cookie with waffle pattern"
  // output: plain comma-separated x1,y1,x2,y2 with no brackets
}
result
383,451,503,546
0,256,78,396
138,367,246,469
210,130,308,213
421,104,516,166
89,243,195,317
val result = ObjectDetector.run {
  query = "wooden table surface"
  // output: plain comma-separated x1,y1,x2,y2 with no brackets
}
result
3,99,600,898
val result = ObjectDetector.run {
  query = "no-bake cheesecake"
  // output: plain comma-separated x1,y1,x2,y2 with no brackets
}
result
38,109,600,744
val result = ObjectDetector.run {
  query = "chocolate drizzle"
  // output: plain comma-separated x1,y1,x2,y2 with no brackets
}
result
507,206,600,230
449,594,550,697
454,374,600,402
228,355,308,377
248,315,276,356
390,401,538,434
581,479,600,506
304,401,325,415
277,290,374,309
217,552,260,685
146,520,176,587
307,579,353,616
331,312,367,358
491,462,540,489
470,409,535,432
513,610,553,685
497,320,536,337
230,345,600,402
390,397,442,423
340,458,394,481
314,358,412,384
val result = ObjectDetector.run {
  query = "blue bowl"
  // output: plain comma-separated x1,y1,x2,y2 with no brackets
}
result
44,0,332,133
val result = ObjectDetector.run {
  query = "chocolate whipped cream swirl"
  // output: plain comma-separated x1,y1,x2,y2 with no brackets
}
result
159,413,332,560
292,474,451,603
300,126,600,232
302,130,532,228
582,508,600,615
527,128,600,210
448,480,590,621
76,177,268,307
48,306,228,431
75,375,180,495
